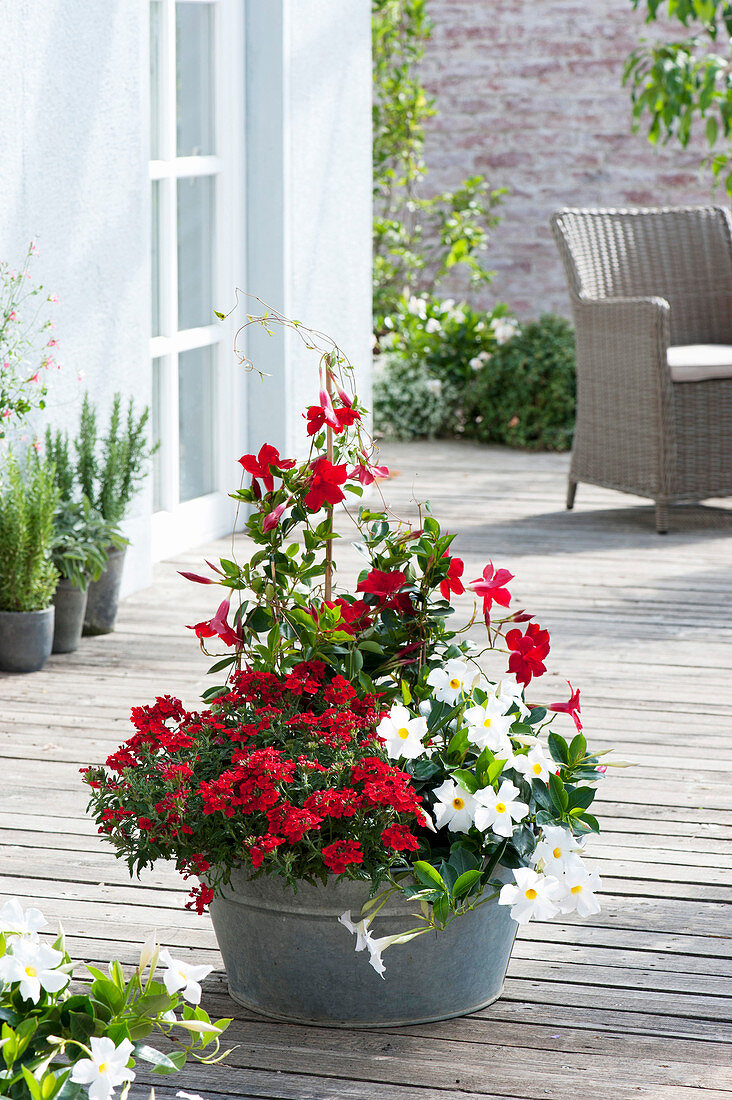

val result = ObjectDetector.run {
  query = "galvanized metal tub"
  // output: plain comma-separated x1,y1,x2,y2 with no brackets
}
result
209,868,517,1027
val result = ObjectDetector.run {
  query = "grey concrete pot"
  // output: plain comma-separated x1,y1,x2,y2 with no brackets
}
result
83,547,126,636
0,606,55,673
52,578,89,653
209,868,518,1028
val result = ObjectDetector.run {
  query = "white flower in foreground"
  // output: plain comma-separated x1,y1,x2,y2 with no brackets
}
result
512,744,552,784
532,825,585,877
339,911,411,979
376,704,429,760
432,778,479,833
70,1036,134,1100
555,865,602,917
339,911,372,953
158,949,213,1005
492,677,530,718
0,938,69,1002
473,780,528,838
0,898,47,938
427,659,472,705
463,701,515,753
498,867,561,925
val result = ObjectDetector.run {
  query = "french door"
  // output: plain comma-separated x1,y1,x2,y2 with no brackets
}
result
149,0,244,559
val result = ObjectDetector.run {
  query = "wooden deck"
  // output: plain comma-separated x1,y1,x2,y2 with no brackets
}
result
2,439,732,1100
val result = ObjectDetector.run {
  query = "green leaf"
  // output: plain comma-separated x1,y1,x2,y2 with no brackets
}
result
413,861,447,891
569,733,587,762
527,706,547,725
21,1067,43,1100
134,1045,181,1072
547,732,570,764
452,768,478,794
432,894,450,925
90,977,125,1014
567,785,595,811
487,758,506,784
548,772,569,813
452,869,482,899
400,679,412,705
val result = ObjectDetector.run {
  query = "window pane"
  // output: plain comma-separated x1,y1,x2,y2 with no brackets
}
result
177,175,215,330
178,345,215,502
151,181,161,337
150,1,161,158
176,2,215,156
152,357,164,511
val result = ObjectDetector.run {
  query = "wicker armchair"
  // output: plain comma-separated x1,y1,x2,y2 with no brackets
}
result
551,206,732,532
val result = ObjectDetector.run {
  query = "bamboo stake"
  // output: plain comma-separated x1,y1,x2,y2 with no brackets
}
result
324,360,334,603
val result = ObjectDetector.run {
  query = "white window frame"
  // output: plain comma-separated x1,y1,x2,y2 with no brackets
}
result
150,0,245,561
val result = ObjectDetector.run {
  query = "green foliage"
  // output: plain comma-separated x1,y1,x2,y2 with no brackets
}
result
374,295,519,439
625,0,732,191
75,392,155,524
372,0,504,326
44,427,75,501
0,452,59,612
462,314,577,452
51,499,125,591
0,913,230,1099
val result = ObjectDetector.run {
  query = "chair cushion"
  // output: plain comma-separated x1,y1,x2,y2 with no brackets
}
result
667,345,732,383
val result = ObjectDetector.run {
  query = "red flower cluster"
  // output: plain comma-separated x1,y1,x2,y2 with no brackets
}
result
83,660,427,912
506,622,551,685
305,388,361,437
239,443,296,496
304,457,348,512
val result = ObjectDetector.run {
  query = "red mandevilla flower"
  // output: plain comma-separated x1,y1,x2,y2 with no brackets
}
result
505,622,551,686
469,561,514,620
548,681,582,731
188,598,243,649
303,457,348,511
356,568,406,601
348,459,389,486
439,554,465,600
239,443,296,494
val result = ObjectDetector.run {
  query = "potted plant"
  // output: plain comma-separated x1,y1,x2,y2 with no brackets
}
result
0,451,59,672
46,427,127,653
73,392,154,635
83,311,612,1027
0,896,230,1099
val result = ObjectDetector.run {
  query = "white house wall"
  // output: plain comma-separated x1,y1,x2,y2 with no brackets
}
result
0,0,372,595
0,0,151,595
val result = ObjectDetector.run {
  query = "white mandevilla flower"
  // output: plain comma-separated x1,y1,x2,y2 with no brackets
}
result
427,659,472,705
425,317,441,334
407,295,427,318
432,778,479,833
0,937,69,1003
463,699,515,753
0,898,47,938
512,744,552,784
376,704,428,760
70,1036,135,1100
158,948,213,1005
339,911,412,979
556,865,602,917
473,779,528,838
531,825,586,877
498,867,561,924
492,676,530,718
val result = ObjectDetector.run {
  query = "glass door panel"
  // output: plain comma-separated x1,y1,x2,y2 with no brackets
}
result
177,175,215,330
178,345,215,503
176,2,215,156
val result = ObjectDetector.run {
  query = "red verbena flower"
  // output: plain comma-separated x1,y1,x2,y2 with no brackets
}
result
469,561,514,619
548,681,582,731
439,554,465,600
381,823,420,852
322,839,364,874
239,443,295,494
303,457,348,511
505,622,551,686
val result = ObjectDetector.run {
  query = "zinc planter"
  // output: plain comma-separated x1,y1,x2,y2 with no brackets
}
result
209,868,517,1028
83,548,126,636
0,607,55,673
52,578,89,654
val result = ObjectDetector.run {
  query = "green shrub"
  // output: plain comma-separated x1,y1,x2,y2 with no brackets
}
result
75,392,155,525
52,498,127,591
0,452,59,612
373,295,518,439
462,314,576,452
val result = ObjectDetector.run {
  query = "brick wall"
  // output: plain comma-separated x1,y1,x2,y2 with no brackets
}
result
420,0,715,317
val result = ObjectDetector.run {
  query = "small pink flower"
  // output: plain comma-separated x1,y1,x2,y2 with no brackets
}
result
49,294,59,304
30,242,36,253
2,361,9,371
32,439,41,453
77,370,86,381
30,372,40,383
597,765,607,774
9,311,16,321
47,338,57,348
2,409,12,420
